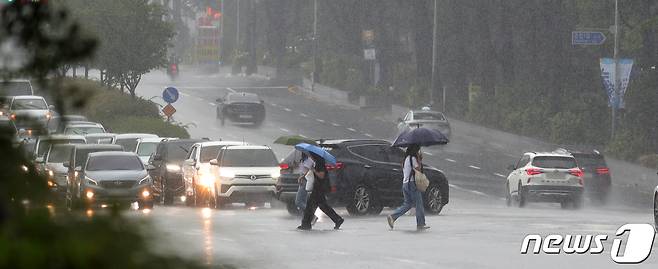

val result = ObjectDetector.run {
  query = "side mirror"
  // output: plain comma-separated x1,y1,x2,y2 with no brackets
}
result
35,157,44,163
185,159,196,166
146,164,156,170
507,164,515,171
215,98,224,103
152,154,162,161
74,166,82,172
397,117,403,123
63,162,70,168
48,104,55,110
209,159,218,166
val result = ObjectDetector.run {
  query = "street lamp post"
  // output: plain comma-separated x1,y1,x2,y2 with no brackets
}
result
611,0,619,139
430,0,439,108
311,0,317,92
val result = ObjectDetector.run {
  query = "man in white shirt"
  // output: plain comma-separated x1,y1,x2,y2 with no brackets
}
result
295,153,315,212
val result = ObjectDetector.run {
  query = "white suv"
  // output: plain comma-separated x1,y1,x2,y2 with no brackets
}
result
505,151,584,209
181,140,246,207
209,145,280,207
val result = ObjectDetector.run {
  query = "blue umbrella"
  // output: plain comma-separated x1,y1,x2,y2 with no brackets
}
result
294,143,337,165
392,127,449,147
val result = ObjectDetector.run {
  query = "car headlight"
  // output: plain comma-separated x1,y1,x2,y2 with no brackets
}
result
84,176,98,186
219,168,235,179
138,175,152,185
271,170,281,179
47,180,57,188
166,164,181,172
47,169,54,178
199,173,215,188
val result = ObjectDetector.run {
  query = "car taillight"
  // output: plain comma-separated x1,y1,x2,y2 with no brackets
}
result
526,168,542,176
569,168,584,178
325,162,344,171
279,163,289,170
10,114,15,120
595,167,609,175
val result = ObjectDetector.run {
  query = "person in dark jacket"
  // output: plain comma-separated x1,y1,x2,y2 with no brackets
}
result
297,152,344,230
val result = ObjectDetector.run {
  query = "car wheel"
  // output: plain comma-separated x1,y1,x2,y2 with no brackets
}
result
163,190,174,205
286,201,300,216
346,185,371,216
518,183,526,208
424,183,444,215
505,183,512,207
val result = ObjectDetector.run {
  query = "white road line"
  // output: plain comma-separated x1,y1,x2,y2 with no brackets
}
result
494,173,507,178
331,122,341,127
208,102,216,106
300,113,308,117
196,97,204,101
279,128,290,133
299,134,308,138
445,158,457,163
385,257,429,266
226,87,237,93
347,127,357,132
327,250,350,256
424,152,433,156
363,133,373,138
316,119,325,123
270,103,277,107
283,107,292,112
180,92,190,97
468,165,481,170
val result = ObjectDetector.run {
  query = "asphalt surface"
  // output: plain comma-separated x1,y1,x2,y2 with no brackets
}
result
123,68,657,268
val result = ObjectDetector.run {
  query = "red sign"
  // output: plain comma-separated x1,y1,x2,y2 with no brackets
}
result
162,104,176,118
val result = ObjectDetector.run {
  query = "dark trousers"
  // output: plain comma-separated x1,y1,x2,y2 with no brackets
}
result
301,190,342,227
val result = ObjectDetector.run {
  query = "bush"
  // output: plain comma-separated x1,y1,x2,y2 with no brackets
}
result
637,154,658,169
104,116,189,138
606,129,650,161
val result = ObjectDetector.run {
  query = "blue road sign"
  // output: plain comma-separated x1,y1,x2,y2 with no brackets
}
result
572,31,606,45
162,87,179,103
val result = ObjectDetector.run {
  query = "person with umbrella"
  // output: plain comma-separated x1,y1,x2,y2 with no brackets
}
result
387,127,448,231
295,143,344,231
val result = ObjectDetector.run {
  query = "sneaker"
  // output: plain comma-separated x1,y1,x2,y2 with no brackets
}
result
297,225,311,231
387,215,395,229
334,218,344,230
417,225,430,231
311,216,319,226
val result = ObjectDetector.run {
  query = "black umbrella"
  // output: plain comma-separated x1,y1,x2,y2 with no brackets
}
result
392,127,449,147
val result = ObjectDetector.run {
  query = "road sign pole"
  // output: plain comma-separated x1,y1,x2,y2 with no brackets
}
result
611,0,619,139
430,0,438,105
311,0,317,92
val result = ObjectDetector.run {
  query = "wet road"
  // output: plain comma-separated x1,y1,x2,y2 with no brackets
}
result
129,68,657,268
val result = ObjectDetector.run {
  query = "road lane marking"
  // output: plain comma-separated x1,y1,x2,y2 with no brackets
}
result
468,165,481,170
208,102,216,106
316,119,325,123
494,173,507,178
385,257,429,266
226,87,237,93
347,127,357,132
423,151,433,156
363,133,373,138
331,123,341,127
327,250,350,256
283,107,292,112
180,92,190,97
270,103,277,107
300,113,308,117
279,128,290,133
445,158,456,163
299,134,308,138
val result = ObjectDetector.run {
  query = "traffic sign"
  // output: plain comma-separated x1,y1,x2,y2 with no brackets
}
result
572,31,606,45
364,49,376,60
162,103,176,118
162,87,179,103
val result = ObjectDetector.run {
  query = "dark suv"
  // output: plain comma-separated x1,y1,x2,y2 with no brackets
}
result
556,148,611,204
215,92,265,126
275,139,449,216
149,139,204,205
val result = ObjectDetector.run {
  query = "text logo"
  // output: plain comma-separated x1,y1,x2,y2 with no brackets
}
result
521,223,656,264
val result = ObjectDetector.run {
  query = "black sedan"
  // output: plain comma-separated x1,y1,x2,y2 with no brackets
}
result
215,92,265,126
276,139,449,216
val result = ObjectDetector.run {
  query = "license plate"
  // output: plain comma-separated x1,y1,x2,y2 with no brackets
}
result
546,172,565,180
239,114,253,119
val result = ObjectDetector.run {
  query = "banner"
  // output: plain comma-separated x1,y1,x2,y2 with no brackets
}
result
600,58,633,109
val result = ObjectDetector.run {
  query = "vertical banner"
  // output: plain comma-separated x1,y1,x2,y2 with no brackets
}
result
600,58,633,109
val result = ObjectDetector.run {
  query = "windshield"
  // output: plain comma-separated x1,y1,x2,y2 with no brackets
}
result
221,149,278,167
166,142,196,161
74,148,122,167
115,138,139,152
0,82,31,96
86,155,143,171
11,98,47,110
65,126,104,135
200,145,221,162
137,142,158,156
37,139,85,157
572,153,606,168
86,137,113,144
46,145,73,163
532,156,577,169
414,112,445,121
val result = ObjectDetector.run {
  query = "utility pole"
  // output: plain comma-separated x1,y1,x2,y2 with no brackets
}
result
219,0,224,65
311,0,317,91
611,0,619,139
236,0,240,50
430,0,439,107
